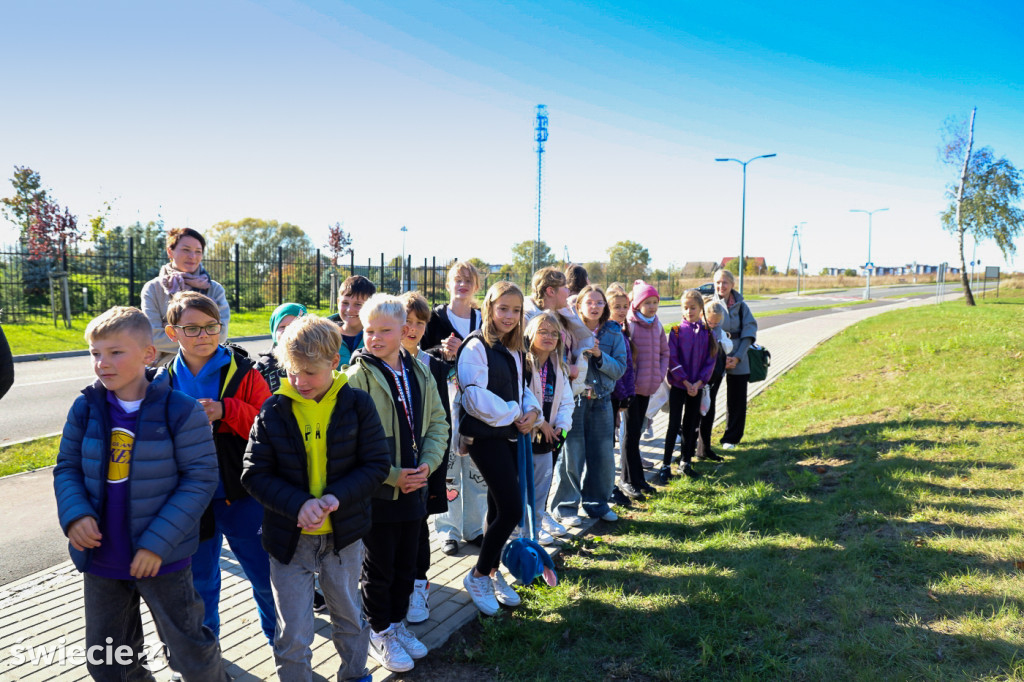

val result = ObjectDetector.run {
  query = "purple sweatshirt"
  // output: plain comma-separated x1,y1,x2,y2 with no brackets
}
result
667,321,716,389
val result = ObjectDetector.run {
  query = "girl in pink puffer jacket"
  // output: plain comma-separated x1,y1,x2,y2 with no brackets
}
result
617,280,669,500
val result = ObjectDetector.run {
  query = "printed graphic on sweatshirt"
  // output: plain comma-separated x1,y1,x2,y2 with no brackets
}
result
108,427,134,483
303,423,323,442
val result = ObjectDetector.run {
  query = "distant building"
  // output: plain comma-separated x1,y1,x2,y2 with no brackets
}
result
822,263,961,276
681,261,718,277
719,256,767,272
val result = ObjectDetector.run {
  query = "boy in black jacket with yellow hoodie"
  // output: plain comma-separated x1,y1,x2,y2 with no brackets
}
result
242,314,390,682
345,294,449,674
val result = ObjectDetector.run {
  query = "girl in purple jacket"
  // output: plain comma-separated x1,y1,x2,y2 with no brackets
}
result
661,289,717,482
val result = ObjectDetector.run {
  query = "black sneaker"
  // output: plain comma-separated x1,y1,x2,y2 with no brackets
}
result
610,487,633,507
313,590,328,614
703,451,724,462
640,482,658,495
619,483,647,501
441,539,459,555
657,466,673,484
682,464,701,479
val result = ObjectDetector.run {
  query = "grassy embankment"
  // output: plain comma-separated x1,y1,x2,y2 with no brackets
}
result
434,288,1024,680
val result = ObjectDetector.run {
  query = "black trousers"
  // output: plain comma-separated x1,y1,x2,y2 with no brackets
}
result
722,373,750,445
361,518,421,632
697,365,725,457
468,437,521,575
620,394,650,486
416,515,431,581
663,387,702,466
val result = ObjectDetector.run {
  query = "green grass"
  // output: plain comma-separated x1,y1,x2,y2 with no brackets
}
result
3,308,336,356
0,435,61,477
452,294,1024,680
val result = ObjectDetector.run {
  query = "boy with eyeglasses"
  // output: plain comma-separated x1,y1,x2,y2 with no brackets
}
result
164,291,278,652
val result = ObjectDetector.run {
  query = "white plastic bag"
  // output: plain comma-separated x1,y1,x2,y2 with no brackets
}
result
699,384,711,416
646,379,670,419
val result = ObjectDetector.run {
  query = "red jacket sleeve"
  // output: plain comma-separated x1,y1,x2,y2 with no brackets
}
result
220,367,272,438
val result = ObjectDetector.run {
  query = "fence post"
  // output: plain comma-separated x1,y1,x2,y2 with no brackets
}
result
431,257,436,304
278,246,283,306
350,250,355,280
329,271,338,312
316,248,321,310
422,258,428,301
128,236,135,307
380,253,385,291
406,255,411,292
233,243,240,311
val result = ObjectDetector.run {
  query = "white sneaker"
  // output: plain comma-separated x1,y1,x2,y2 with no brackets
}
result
392,621,428,659
721,442,736,450
463,569,500,616
369,625,414,673
555,513,582,527
407,579,429,623
542,512,567,537
491,570,521,606
600,509,619,522
535,527,554,545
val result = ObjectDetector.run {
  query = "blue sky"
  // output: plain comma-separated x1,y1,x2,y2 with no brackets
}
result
1,0,1022,273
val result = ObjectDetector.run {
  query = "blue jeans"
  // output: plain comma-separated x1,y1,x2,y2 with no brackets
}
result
270,534,369,682
83,568,226,682
551,395,615,519
191,496,276,644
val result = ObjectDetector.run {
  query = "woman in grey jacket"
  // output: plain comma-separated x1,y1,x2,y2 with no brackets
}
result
141,228,230,366
714,269,758,448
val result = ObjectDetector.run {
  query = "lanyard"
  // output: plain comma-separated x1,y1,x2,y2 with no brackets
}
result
381,361,418,458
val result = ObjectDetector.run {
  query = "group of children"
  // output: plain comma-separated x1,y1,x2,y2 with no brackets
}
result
54,261,739,681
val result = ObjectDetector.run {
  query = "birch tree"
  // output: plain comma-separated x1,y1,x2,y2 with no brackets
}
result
940,109,1024,306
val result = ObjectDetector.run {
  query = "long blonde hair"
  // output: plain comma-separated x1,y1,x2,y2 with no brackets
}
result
524,311,568,376
481,281,525,352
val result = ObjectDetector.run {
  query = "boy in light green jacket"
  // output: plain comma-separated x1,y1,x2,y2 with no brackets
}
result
344,294,448,674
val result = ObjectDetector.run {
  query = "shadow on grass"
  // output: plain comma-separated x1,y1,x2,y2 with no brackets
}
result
478,416,1024,679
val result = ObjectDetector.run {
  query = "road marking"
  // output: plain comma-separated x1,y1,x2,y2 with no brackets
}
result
13,375,95,387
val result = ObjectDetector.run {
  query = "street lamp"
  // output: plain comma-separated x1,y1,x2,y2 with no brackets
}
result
715,153,777,295
400,225,408,292
849,208,887,299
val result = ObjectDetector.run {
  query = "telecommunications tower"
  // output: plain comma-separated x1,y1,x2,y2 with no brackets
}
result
534,105,548,272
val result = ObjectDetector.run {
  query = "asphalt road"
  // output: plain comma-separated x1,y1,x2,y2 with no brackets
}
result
1,283,959,446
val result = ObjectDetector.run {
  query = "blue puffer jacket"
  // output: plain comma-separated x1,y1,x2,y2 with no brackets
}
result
584,320,628,400
53,368,219,573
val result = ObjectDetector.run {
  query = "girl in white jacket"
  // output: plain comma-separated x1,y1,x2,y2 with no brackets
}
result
456,281,542,616
524,312,575,545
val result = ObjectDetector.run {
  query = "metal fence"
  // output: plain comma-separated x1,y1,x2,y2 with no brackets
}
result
0,240,456,323
0,239,688,324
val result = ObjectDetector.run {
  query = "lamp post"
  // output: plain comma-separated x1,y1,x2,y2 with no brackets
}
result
849,208,887,299
400,225,408,292
715,153,776,295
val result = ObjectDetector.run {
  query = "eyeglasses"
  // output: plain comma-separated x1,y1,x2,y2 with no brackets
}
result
173,323,222,337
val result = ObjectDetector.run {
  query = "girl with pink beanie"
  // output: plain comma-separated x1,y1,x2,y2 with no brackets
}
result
618,280,668,499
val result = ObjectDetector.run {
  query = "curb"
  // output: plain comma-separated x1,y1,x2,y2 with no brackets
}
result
12,334,273,363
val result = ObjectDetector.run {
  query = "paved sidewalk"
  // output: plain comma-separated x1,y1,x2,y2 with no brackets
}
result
0,294,950,681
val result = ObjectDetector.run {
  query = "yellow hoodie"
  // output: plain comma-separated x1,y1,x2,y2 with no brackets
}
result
276,370,349,535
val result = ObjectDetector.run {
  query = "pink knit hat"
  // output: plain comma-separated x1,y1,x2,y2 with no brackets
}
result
631,280,659,310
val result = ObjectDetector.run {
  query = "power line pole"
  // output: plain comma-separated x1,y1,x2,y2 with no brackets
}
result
534,105,548,272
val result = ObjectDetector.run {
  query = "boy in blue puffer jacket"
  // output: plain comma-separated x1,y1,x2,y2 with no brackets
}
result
53,306,226,681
